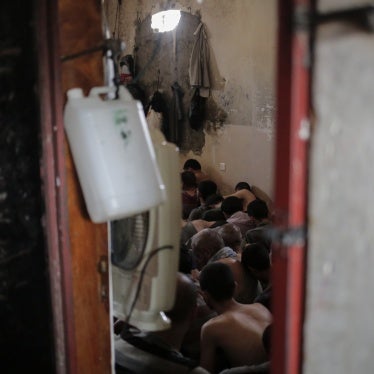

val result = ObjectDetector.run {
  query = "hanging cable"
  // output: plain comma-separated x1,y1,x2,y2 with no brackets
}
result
113,0,122,39
101,0,111,39
125,244,173,325
100,0,125,98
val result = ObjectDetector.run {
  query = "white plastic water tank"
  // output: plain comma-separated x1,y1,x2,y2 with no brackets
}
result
64,86,166,223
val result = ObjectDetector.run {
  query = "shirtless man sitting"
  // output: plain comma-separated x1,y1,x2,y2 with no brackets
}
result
183,159,209,184
199,262,272,373
224,182,256,211
224,182,274,215
217,257,260,305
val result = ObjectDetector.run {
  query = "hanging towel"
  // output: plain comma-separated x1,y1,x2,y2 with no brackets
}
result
189,22,210,98
146,107,163,131
146,91,169,137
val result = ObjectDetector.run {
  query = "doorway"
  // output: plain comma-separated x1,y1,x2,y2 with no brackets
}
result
37,0,312,373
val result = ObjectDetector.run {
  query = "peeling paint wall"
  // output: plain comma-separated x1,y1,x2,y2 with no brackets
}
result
108,0,277,198
132,11,209,152
303,2,374,372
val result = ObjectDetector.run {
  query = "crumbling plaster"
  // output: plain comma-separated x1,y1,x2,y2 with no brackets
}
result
107,0,277,197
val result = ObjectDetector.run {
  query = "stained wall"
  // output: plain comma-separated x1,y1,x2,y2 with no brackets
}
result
108,0,277,197
303,1,374,373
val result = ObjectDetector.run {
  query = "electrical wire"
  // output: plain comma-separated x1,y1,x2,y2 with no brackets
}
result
125,244,173,325
113,0,121,39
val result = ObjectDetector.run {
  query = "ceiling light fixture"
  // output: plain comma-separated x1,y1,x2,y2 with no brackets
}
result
151,10,181,33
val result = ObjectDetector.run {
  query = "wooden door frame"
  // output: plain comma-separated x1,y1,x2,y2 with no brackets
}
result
37,0,76,372
37,0,111,373
35,0,76,373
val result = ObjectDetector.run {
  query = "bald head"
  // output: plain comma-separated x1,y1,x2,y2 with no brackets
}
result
165,273,198,324
217,223,242,252
191,229,225,270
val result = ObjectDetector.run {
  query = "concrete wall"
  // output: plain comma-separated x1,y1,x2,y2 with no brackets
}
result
303,1,374,373
107,0,277,197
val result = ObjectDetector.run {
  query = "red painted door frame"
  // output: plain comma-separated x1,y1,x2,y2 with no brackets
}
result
272,1,311,373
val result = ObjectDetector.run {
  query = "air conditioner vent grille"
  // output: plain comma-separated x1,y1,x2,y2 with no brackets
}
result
110,212,149,270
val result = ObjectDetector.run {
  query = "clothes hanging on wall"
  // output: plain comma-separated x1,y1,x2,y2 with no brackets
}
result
120,55,135,84
188,22,210,131
169,81,184,146
189,87,206,131
119,55,148,112
189,22,210,98
146,90,169,137
146,107,163,131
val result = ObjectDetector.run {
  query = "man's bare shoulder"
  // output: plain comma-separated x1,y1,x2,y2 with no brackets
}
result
201,313,228,334
204,303,271,323
240,189,256,199
241,303,273,323
224,189,256,204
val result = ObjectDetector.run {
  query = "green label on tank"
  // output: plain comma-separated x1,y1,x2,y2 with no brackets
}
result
114,109,132,147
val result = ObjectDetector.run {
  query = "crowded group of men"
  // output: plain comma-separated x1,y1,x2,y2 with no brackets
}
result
115,159,274,373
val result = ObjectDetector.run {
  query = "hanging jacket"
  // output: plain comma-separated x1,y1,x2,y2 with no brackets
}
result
188,22,211,130
189,22,210,98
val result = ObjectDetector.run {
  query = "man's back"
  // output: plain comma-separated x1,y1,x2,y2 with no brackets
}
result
217,257,261,304
200,303,272,370
224,188,256,212
227,211,256,236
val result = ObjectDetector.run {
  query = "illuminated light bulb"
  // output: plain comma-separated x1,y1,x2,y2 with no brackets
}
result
151,10,181,33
